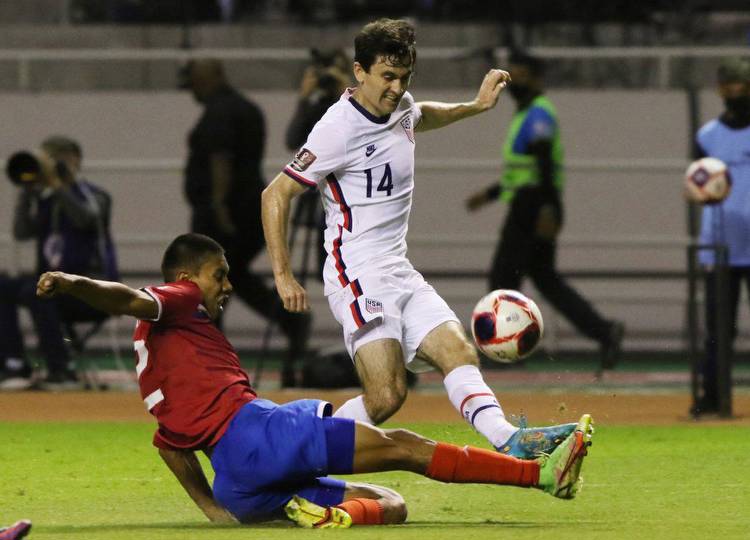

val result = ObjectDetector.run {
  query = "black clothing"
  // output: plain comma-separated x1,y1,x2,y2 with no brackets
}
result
285,92,340,283
185,84,266,236
489,186,612,345
700,267,750,408
490,94,615,359
285,93,338,151
185,85,308,387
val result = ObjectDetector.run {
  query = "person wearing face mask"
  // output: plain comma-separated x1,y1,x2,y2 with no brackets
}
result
466,50,624,374
690,57,750,416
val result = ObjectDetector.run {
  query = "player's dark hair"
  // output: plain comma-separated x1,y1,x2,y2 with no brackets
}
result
161,233,224,282
354,18,416,72
509,50,544,77
41,135,82,159
717,57,750,84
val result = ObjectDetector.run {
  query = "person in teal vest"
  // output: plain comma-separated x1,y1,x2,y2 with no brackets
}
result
466,51,624,372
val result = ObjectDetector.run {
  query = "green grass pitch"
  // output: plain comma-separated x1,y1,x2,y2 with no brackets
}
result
2,421,749,539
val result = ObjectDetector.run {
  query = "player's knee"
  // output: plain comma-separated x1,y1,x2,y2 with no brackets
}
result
437,339,480,374
381,492,408,524
365,381,407,424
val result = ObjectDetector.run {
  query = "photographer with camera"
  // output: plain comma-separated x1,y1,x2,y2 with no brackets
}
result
0,136,117,390
286,48,352,152
284,48,352,285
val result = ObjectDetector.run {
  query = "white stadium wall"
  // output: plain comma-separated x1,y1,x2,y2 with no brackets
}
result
1,89,741,352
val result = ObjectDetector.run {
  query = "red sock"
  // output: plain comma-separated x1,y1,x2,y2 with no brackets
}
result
425,442,539,487
336,498,384,525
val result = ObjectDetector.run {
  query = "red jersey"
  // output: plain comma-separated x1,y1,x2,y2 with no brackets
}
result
133,280,256,450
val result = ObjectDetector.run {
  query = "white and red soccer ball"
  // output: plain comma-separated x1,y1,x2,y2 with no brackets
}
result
684,157,731,204
471,289,544,363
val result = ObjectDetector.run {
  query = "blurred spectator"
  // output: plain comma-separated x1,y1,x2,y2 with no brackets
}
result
691,57,750,416
0,136,117,390
182,59,310,388
285,48,351,285
286,48,351,151
465,51,624,373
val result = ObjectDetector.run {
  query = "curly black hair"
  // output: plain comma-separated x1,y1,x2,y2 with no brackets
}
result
354,18,416,72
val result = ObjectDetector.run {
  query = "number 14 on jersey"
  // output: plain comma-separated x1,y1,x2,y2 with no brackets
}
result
365,163,393,198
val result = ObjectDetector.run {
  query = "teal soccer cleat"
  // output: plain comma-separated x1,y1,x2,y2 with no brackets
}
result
496,418,579,459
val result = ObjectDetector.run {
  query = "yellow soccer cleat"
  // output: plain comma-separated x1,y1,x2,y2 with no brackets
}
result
285,495,353,529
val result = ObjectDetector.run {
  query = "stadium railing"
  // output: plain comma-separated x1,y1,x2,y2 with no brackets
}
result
0,46,748,90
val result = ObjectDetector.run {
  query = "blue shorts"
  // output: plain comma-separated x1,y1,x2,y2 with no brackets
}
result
210,398,356,522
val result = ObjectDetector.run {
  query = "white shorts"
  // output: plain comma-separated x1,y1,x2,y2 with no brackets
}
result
327,266,459,372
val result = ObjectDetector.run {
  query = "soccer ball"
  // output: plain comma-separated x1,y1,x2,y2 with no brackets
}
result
471,289,544,363
684,157,731,204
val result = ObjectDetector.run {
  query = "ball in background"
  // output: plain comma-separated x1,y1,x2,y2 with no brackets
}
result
684,157,731,204
471,289,544,363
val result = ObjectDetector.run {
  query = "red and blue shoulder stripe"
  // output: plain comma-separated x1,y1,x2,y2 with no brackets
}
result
283,167,317,188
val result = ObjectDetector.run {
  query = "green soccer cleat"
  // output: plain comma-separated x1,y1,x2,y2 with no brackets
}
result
284,495,353,529
537,414,594,499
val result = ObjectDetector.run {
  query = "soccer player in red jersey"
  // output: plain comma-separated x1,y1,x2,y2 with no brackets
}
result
36,233,593,527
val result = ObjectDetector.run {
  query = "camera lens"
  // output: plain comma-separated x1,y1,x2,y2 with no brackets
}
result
6,151,42,185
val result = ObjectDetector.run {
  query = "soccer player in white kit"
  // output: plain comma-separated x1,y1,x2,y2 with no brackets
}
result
262,19,578,458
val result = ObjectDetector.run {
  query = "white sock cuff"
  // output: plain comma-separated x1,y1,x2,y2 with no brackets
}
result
443,364,483,387
333,395,374,424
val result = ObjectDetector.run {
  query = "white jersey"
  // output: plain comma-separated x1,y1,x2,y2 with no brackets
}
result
284,89,422,295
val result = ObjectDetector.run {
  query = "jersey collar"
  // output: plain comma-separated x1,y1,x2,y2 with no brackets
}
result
348,96,391,124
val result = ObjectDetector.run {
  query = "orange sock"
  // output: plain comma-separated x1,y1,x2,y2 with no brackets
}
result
336,498,384,525
425,442,539,487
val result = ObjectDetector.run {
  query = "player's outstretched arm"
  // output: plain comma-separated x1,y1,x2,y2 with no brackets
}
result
415,69,510,132
36,271,158,320
466,184,502,212
158,448,237,524
261,172,310,312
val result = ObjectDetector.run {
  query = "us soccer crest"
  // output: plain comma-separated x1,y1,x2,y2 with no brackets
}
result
400,116,415,143
365,298,383,315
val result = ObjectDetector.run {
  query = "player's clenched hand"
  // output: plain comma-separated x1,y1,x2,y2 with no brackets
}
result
535,204,561,240
36,271,73,298
474,69,511,111
466,190,489,212
275,274,310,312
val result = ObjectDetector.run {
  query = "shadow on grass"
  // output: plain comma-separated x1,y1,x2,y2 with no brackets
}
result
406,520,602,528
40,521,294,534
42,519,604,533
